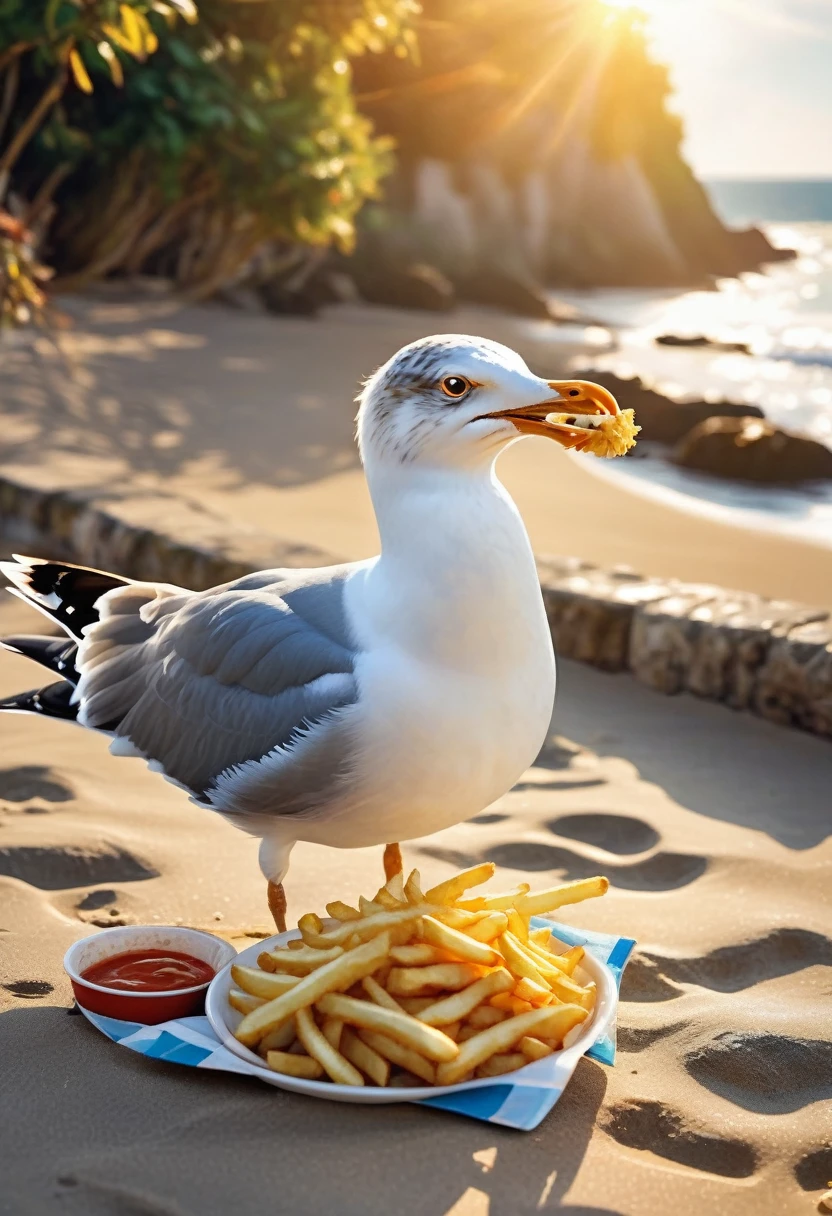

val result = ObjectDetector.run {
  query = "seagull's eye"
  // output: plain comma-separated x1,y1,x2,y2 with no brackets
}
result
440,375,472,400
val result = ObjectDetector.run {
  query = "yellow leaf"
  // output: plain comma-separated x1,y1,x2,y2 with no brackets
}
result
69,49,93,94
97,40,124,87
135,11,158,55
101,23,129,53
119,5,144,57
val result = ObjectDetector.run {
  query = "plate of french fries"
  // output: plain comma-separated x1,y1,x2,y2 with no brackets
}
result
205,863,619,1104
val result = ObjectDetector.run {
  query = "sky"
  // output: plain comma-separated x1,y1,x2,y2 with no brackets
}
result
607,0,832,178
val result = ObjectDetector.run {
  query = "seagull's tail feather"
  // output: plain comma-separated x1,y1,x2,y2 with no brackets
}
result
0,554,130,641
0,679,78,720
0,634,80,684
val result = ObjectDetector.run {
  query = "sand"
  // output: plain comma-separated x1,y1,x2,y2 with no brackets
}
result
2,289,832,608
1,579,830,1216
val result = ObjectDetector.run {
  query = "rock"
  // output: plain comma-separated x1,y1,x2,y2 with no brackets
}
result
754,619,832,736
672,416,832,484
576,371,764,446
684,596,825,709
628,586,725,694
655,334,750,354
455,267,552,319
352,262,454,312
257,270,341,317
538,559,670,672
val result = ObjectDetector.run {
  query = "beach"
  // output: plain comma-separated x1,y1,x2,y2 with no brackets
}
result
1,292,832,1214
2,579,831,1214
2,290,832,608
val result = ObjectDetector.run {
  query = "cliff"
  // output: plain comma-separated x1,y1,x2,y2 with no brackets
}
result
349,0,791,296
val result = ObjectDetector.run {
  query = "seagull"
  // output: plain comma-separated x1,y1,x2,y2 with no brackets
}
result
0,335,620,929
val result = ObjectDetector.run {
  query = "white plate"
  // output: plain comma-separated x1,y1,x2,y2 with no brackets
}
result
205,927,619,1105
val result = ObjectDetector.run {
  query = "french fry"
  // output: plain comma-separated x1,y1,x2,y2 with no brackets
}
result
357,1030,436,1085
231,964,301,1000
235,933,391,1047
490,993,533,1016
316,992,459,1063
467,1005,507,1028
387,963,481,997
340,1028,390,1087
457,884,531,912
433,907,490,930
436,1004,588,1086
498,932,549,987
228,989,265,1015
359,896,386,916
361,975,404,1012
424,863,496,905
266,1050,324,1080
397,996,435,1014
513,977,554,1007
506,908,528,943
258,944,344,976
295,1007,365,1086
257,1016,296,1056
513,876,609,918
415,969,514,1027
528,926,553,947
550,976,596,1010
404,869,424,905
442,1021,461,1040
390,944,451,966
419,915,501,967
523,939,572,975
475,1052,527,1078
326,900,361,922
385,871,405,903
463,911,508,942
321,1017,344,1050
519,1036,554,1061
373,886,405,911
299,905,428,951
558,945,585,974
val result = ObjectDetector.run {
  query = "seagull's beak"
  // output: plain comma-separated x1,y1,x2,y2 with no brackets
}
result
483,379,620,449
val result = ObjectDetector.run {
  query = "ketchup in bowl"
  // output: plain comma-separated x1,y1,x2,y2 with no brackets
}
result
81,949,215,992
65,926,236,1025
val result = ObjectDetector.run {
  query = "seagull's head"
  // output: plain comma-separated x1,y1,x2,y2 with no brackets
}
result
356,334,619,472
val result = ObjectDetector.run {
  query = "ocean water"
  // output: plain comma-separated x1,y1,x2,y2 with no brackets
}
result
542,183,832,549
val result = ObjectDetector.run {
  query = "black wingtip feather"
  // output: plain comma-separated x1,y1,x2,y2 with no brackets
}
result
0,680,78,719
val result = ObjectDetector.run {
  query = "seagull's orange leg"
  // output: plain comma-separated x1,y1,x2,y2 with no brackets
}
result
383,842,403,882
267,880,287,933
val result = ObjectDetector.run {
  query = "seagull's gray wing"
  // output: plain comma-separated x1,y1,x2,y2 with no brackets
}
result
77,565,361,812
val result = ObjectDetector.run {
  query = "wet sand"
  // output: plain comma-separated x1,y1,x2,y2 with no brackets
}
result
1,586,830,1215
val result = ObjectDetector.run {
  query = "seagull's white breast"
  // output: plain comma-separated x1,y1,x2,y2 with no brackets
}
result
302,470,556,849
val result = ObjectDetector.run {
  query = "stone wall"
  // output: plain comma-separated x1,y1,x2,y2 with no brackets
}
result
1,471,829,741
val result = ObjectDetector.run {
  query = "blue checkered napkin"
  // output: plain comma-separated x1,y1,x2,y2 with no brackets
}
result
80,919,634,1132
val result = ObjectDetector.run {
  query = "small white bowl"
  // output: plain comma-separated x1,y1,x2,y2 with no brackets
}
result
65,925,237,1025
205,928,619,1105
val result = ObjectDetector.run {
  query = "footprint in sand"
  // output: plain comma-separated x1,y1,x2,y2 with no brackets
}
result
0,844,158,890
2,980,54,1000
621,928,832,1002
599,1099,758,1178
684,1032,832,1114
420,811,706,891
795,1146,832,1193
0,766,74,803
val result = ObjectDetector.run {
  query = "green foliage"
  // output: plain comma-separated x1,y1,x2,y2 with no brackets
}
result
0,0,418,294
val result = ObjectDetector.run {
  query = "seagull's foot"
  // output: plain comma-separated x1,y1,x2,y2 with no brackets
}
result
383,842,403,882
267,880,287,934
